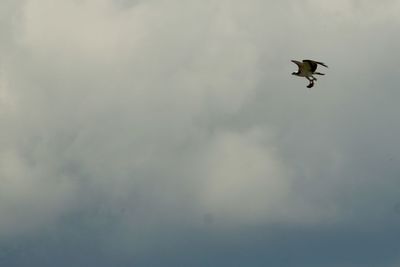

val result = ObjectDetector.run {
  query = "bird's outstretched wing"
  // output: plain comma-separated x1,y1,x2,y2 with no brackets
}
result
291,60,304,73
291,60,302,68
302,60,316,72
303,59,328,71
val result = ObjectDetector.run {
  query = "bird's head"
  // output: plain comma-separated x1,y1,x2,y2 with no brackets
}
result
292,72,298,75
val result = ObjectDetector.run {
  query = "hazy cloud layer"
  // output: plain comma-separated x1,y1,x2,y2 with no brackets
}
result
1,0,400,266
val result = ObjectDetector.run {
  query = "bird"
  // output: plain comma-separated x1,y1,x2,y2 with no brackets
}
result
291,59,328,88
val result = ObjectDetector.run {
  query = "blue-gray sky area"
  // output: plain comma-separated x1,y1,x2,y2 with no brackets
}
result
1,0,400,266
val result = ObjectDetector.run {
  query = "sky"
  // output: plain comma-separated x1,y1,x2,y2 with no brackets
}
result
1,0,400,266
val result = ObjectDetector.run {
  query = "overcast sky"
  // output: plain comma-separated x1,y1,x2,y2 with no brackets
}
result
1,0,400,266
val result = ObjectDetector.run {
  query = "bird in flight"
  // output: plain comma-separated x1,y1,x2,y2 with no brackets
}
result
291,59,328,88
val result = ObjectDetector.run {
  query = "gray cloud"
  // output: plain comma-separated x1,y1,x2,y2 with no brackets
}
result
1,0,400,265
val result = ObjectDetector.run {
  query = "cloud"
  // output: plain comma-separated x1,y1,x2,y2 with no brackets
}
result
1,0,400,265
0,0,266,235
197,128,292,223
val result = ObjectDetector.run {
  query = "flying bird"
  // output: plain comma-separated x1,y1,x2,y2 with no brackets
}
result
291,59,328,88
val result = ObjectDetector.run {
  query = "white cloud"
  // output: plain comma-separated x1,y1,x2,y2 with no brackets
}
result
1,0,400,265
0,149,77,236
0,0,264,234
198,129,292,224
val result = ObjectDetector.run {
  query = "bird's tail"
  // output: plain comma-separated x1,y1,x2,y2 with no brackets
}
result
314,72,325,75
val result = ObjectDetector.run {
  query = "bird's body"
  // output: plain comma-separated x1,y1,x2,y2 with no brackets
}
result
291,59,328,88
